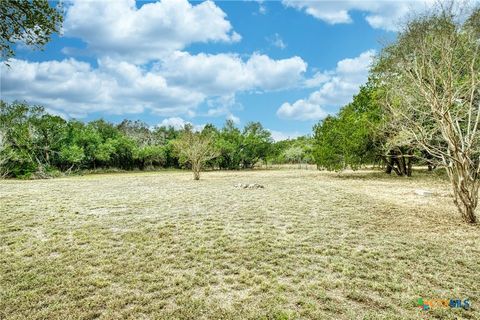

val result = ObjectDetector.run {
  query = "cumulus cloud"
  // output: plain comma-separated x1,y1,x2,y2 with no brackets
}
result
159,51,306,95
157,117,204,131
205,94,242,124
0,58,204,118
1,51,307,118
277,99,329,121
277,50,375,121
268,130,303,142
63,0,241,63
1,0,311,121
304,71,331,88
282,0,436,31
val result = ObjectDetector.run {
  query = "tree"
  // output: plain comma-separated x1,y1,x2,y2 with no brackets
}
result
1,0,63,61
29,113,67,167
241,122,272,168
118,120,155,146
60,144,84,173
0,128,12,178
283,146,305,167
313,85,386,171
374,4,480,223
0,101,42,177
313,116,345,171
268,136,314,165
133,145,166,169
173,126,218,180
216,120,243,170
153,125,181,168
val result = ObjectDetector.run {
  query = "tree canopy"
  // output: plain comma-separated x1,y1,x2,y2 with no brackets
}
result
1,0,63,61
0,101,313,179
312,84,385,171
373,4,480,222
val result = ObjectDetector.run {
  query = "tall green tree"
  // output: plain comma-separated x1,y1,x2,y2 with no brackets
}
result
374,4,480,223
29,113,67,167
241,122,272,168
1,0,63,61
216,120,243,170
0,101,49,177
313,85,385,171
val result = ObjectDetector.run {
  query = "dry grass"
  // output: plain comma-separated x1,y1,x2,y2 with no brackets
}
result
1,169,479,319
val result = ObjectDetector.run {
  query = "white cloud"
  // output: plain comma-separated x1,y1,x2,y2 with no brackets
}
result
0,58,204,117
268,130,303,142
277,50,375,121
158,51,307,95
158,117,204,131
63,0,241,63
277,100,329,121
158,117,188,129
226,114,241,124
205,94,242,119
304,71,331,88
245,53,307,90
267,33,287,49
282,0,436,31
1,51,307,118
252,0,267,15
205,99,241,124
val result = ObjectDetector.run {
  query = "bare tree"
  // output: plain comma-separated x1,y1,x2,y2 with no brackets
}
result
374,4,480,223
173,127,218,180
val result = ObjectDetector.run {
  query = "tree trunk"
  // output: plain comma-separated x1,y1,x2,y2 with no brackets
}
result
406,149,413,177
193,170,200,180
385,149,413,177
395,149,407,176
446,162,479,224
385,150,394,174
192,160,201,180
392,152,403,176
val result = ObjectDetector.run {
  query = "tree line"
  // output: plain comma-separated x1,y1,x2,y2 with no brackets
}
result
0,101,314,179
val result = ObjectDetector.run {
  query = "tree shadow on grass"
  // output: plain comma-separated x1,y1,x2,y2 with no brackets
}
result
329,168,448,182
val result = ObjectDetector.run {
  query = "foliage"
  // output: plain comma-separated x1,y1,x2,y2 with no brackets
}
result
0,101,171,177
0,0,63,61
60,144,84,171
133,145,166,169
172,126,218,180
312,85,385,171
0,128,11,178
1,101,322,179
283,146,305,164
0,101,44,177
241,122,272,168
373,4,480,223
269,136,315,165
215,120,243,170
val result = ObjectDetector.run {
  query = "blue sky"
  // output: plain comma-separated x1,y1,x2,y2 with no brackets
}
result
1,0,437,140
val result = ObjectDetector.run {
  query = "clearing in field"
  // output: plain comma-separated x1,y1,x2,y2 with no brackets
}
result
1,169,479,319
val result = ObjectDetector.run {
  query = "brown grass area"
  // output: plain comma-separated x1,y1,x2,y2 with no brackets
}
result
0,169,479,319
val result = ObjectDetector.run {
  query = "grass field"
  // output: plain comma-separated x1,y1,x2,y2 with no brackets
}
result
1,169,479,319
